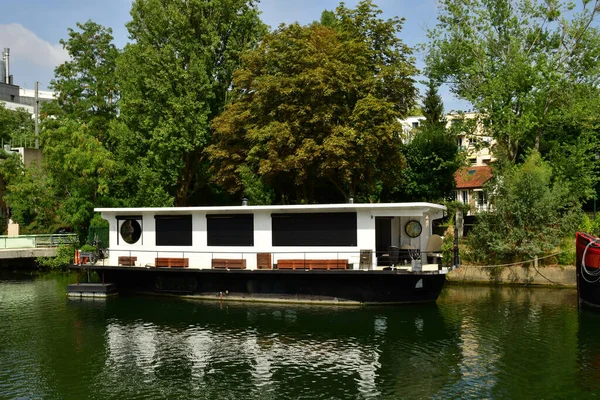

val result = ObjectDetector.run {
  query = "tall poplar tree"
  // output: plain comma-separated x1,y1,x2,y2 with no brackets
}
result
116,0,266,206
48,20,119,144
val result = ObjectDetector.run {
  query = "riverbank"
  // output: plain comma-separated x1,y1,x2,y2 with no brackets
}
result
447,265,576,288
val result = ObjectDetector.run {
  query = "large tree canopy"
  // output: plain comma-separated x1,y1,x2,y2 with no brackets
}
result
427,0,600,151
426,0,600,207
209,0,418,203
116,0,266,206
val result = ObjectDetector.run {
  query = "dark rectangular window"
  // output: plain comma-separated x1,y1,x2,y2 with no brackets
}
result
272,212,357,247
155,215,192,246
207,214,254,246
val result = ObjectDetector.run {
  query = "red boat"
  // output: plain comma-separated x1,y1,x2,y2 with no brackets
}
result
576,232,600,309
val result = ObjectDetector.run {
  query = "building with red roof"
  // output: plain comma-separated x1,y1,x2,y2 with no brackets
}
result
454,165,493,213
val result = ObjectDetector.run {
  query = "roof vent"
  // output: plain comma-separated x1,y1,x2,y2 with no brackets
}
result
242,197,248,206
349,197,354,204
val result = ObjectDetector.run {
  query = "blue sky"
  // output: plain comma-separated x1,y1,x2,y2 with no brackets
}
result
0,0,470,111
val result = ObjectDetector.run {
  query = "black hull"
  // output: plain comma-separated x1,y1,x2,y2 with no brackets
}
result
577,272,600,310
71,265,446,305
576,232,600,309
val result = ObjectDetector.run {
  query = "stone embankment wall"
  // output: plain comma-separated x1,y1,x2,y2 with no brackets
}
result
447,265,576,288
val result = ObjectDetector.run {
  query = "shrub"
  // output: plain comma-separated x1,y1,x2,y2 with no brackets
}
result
37,244,76,271
469,151,582,264
441,229,455,269
579,214,600,236
80,243,96,253
557,238,576,266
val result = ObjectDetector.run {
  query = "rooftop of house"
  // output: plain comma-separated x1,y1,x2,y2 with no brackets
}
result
455,165,493,189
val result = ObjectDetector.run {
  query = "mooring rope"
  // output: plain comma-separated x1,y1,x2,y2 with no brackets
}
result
461,249,569,269
457,249,571,286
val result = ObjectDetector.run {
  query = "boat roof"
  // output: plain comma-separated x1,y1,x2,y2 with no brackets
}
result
96,202,445,214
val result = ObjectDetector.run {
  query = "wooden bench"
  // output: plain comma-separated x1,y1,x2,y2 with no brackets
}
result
211,258,247,269
155,257,189,268
277,259,348,270
118,256,137,266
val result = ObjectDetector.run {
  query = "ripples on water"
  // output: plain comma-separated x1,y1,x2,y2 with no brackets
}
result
1,273,600,399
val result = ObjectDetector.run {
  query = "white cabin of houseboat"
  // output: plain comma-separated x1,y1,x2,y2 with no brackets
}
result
95,202,446,271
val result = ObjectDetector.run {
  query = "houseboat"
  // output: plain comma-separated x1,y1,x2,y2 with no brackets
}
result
71,202,450,305
576,232,600,309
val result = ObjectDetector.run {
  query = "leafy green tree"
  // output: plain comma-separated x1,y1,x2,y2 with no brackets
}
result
0,104,38,231
396,78,461,202
238,165,275,205
2,117,116,236
2,160,59,233
41,119,116,234
0,103,35,147
426,0,600,206
317,10,339,28
3,20,121,236
116,0,267,206
47,20,119,144
399,126,462,202
209,0,417,203
469,151,581,263
428,0,600,154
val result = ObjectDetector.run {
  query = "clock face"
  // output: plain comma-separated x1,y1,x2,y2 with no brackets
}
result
405,220,422,238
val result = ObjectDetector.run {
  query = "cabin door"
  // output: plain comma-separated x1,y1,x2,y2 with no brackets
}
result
375,217,392,264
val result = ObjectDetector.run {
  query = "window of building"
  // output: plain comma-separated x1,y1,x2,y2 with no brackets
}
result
207,214,253,246
462,190,469,204
470,158,477,165
272,212,357,246
478,191,487,206
155,215,192,246
117,216,143,245
412,121,419,128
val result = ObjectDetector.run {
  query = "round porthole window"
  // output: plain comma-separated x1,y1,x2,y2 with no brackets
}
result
120,219,142,244
405,220,422,238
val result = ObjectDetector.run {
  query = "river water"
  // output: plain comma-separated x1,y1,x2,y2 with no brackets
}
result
1,271,600,399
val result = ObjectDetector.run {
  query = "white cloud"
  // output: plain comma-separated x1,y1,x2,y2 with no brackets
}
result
0,23,69,68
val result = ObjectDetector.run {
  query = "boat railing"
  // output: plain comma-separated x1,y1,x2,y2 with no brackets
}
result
89,248,443,272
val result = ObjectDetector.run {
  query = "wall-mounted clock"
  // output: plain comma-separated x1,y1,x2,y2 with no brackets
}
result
405,220,422,238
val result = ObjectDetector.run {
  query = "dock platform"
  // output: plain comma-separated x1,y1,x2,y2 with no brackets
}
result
67,283,118,298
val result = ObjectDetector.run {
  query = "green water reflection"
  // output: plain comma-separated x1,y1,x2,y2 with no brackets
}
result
0,273,599,399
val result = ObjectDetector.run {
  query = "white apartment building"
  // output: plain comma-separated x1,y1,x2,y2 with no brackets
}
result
399,116,426,142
